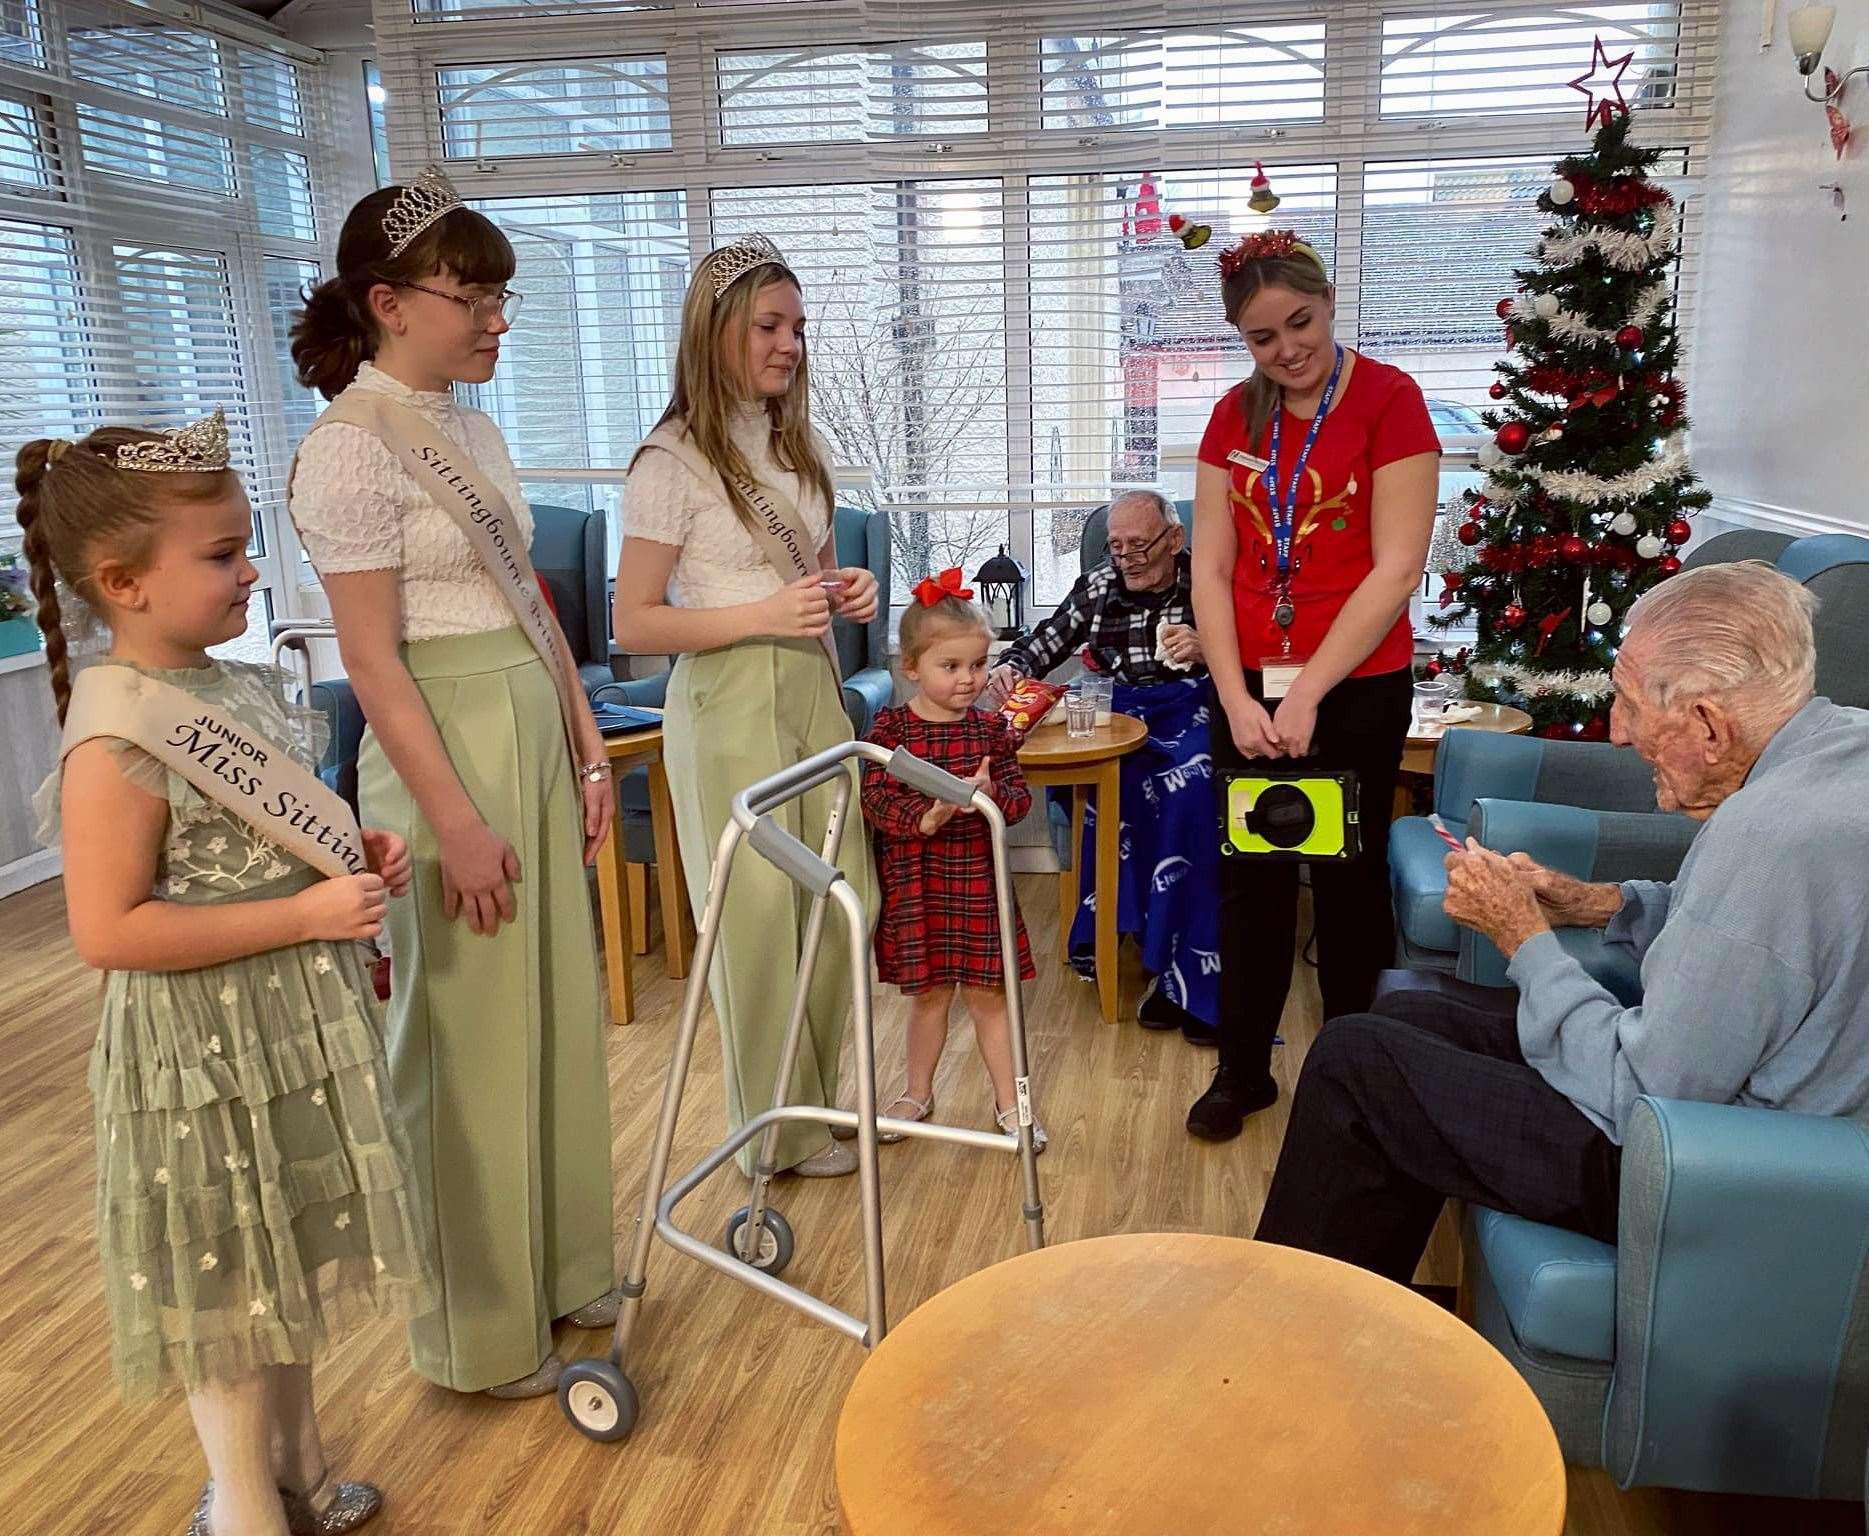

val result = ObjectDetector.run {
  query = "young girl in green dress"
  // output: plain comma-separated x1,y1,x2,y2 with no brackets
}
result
19,414,437,1536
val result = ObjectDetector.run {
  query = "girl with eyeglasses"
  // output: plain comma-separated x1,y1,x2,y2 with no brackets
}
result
285,172,620,1401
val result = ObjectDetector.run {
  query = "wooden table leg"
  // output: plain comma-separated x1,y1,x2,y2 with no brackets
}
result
596,820,635,1026
648,759,690,980
1093,760,1120,1023
1059,785,1086,963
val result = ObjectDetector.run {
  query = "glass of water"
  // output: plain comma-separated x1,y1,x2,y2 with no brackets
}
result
1083,674,1114,725
1412,676,1453,730
1065,685,1098,738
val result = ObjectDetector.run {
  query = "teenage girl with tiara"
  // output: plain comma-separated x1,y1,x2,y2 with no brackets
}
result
20,411,434,1534
861,574,1047,1151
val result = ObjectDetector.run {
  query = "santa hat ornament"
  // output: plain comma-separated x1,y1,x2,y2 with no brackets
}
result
1167,212,1212,250
1248,162,1281,215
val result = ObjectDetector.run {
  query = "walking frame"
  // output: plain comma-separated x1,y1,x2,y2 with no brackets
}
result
558,739,1048,1442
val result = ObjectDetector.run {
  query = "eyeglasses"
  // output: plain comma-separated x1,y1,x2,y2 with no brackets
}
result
395,281,524,327
1108,525,1174,564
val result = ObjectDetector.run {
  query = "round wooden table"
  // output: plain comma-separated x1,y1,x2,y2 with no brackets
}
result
835,1233,1565,1536
1017,715,1149,1023
1400,700,1535,778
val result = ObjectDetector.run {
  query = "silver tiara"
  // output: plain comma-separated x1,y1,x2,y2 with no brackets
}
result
383,164,464,258
706,233,786,299
114,407,230,475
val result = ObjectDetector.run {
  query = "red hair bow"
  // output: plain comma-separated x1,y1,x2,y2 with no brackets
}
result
912,567,974,606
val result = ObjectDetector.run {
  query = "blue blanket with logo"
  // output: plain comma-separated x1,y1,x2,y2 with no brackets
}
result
1067,677,1219,1026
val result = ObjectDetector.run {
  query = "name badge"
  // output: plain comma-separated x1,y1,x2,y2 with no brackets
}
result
1228,449,1271,473
1261,659,1306,701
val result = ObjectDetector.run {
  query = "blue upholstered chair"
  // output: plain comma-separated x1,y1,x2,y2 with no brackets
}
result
1780,533,1869,710
593,503,894,877
1389,733,1687,978
1465,1098,1869,1497
529,502,619,695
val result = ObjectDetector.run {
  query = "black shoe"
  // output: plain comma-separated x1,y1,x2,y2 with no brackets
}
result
1136,984,1190,1031
1180,1017,1219,1047
1185,1069,1278,1142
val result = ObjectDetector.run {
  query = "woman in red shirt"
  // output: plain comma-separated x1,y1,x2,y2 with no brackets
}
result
1186,230,1440,1142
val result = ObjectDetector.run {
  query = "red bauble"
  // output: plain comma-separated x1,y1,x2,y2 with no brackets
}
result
1501,603,1527,630
1424,660,1443,680
1658,555,1682,576
1489,381,1508,400
1666,518,1692,545
1529,534,1559,567
1457,521,1483,546
1560,534,1590,564
1535,723,1571,740
1579,715,1610,741
1495,297,1515,320
1616,325,1644,349
1496,420,1532,454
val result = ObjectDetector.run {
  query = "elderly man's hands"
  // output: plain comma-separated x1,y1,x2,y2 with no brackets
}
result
1501,852,1627,929
1443,840,1550,959
985,664,1023,706
1158,622,1203,668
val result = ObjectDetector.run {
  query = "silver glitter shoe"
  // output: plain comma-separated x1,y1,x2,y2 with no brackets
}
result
560,1287,623,1329
785,1141,858,1178
186,1484,212,1536
483,1354,564,1399
281,1472,384,1536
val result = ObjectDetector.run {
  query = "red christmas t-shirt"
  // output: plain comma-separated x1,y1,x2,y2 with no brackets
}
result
1197,353,1439,680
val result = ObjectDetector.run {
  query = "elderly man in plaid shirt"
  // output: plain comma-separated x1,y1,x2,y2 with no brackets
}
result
987,490,1220,1041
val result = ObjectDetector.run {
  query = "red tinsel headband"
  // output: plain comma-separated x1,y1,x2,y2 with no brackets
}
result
912,567,974,607
1217,229,1328,281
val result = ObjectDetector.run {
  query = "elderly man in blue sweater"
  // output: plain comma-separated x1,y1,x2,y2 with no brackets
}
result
1254,562,1869,1282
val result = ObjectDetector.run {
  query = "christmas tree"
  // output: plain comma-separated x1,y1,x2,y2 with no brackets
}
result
1431,66,1710,740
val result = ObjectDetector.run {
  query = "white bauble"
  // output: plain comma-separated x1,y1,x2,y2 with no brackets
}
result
1586,601,1613,627
1635,534,1664,560
1549,177,1575,206
1610,511,1638,536
1532,293,1561,319
1477,443,1502,469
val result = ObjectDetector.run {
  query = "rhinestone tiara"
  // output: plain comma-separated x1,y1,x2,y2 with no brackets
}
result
114,407,230,475
382,164,464,258
704,233,788,300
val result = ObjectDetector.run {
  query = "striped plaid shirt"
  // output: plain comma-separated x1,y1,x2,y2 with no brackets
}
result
999,551,1200,686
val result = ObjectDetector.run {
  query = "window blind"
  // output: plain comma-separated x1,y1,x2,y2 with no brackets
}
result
0,0,338,660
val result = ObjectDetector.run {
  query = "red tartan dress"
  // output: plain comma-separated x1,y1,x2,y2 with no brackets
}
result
861,705,1037,993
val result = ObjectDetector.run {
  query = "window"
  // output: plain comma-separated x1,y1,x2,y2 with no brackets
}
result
718,42,990,147
0,0,338,667
364,61,392,185
1041,26,1327,131
369,1,1717,606
436,57,672,161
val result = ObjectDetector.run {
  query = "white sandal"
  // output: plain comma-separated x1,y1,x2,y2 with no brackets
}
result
878,1092,934,1144
995,1105,1048,1155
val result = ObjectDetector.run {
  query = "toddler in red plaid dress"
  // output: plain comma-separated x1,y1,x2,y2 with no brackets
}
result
860,573,1047,1153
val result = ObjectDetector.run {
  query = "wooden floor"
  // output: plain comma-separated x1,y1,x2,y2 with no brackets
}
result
0,876,1859,1536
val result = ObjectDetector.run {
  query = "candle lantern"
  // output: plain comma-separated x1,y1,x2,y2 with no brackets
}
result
973,545,1027,640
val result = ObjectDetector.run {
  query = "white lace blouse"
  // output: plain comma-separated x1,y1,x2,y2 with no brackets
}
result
288,362,534,643
622,405,833,611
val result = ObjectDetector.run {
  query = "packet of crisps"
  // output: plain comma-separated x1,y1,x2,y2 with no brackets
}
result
997,677,1067,743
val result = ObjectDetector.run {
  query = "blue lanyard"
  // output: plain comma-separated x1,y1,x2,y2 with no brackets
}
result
1265,343,1344,584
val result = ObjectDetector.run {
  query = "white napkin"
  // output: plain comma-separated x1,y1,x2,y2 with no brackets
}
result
1154,618,1194,672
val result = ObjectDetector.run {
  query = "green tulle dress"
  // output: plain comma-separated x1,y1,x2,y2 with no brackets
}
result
36,659,437,1402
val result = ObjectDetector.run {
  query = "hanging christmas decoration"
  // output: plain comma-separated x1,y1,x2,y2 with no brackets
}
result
1549,176,1576,207
1532,292,1561,319
1616,324,1645,350
1586,600,1614,627
1610,510,1638,536
1635,534,1664,560
1496,420,1532,455
1167,212,1212,250
1489,381,1508,400
1560,535,1589,564
1495,297,1515,320
1658,555,1682,576
1666,517,1693,546
1457,520,1483,546
1501,603,1527,630
1247,162,1280,214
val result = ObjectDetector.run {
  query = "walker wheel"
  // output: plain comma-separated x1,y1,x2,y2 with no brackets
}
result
724,1206,795,1276
558,1358,639,1443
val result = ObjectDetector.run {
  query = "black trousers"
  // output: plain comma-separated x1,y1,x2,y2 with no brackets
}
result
1254,974,1623,1285
1213,668,1412,1084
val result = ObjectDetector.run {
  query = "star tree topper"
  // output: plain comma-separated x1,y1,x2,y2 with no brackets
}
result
1568,35,1634,129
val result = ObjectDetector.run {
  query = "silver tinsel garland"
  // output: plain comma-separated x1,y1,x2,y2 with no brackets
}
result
1471,661,1615,701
